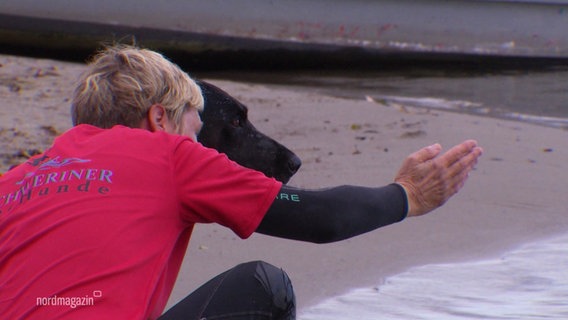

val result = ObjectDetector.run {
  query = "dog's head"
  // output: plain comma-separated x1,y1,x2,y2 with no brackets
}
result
196,80,301,184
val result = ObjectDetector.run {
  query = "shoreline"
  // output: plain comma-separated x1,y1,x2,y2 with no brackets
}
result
1,54,567,313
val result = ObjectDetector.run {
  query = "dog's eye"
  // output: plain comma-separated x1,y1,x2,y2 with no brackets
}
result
231,119,241,127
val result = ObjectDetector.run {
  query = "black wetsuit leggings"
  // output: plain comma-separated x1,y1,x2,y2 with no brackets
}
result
159,261,296,320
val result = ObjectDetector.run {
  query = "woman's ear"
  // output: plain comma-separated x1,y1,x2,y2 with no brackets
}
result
147,104,169,132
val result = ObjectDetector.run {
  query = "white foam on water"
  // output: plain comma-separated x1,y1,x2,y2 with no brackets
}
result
300,234,568,320
373,95,568,129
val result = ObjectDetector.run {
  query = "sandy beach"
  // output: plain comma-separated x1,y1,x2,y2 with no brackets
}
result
1,53,567,313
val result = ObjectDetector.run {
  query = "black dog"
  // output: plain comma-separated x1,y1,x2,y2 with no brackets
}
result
196,80,301,184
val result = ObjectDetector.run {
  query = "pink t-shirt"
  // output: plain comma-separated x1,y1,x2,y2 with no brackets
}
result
0,125,282,319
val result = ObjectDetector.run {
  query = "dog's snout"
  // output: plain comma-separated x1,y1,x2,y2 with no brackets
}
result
287,155,302,174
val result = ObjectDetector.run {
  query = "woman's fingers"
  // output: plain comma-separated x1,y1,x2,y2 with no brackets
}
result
396,140,483,217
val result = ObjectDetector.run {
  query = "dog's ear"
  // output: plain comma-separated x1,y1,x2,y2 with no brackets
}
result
196,80,215,104
197,80,237,107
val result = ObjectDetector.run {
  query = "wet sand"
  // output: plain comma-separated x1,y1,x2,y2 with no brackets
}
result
1,54,567,313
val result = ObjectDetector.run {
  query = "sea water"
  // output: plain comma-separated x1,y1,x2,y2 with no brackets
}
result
204,63,568,129
299,233,568,320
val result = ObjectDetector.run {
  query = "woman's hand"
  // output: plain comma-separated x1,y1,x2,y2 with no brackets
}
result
394,140,483,217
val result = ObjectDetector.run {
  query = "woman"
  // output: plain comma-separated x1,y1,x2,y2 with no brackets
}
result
0,45,482,319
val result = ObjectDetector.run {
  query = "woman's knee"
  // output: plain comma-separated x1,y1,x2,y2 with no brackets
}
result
238,260,296,318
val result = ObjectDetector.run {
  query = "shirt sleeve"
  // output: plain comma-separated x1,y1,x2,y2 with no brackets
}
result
172,137,282,239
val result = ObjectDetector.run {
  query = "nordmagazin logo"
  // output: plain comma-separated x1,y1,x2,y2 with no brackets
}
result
36,290,102,309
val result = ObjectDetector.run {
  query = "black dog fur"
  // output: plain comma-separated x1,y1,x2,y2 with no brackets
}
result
196,80,301,184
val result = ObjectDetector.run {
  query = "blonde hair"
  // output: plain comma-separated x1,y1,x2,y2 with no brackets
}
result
71,45,203,132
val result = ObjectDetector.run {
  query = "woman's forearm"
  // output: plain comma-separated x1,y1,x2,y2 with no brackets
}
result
256,184,408,243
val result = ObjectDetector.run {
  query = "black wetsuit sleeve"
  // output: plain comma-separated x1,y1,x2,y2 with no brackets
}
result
256,184,408,244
